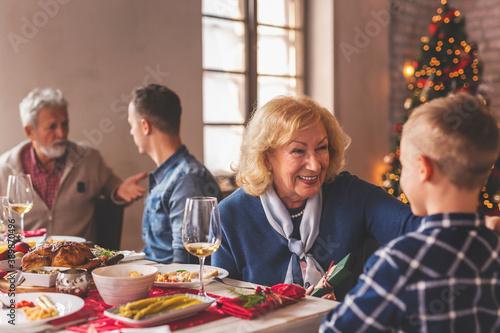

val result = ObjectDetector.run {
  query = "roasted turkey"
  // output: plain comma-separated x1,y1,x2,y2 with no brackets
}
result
21,241,115,272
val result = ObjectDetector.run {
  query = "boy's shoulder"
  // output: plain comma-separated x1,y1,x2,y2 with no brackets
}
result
366,230,437,276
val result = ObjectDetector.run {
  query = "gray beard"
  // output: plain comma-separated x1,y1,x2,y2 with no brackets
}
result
39,142,67,159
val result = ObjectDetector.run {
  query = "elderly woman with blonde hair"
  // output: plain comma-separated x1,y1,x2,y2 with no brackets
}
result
212,95,420,300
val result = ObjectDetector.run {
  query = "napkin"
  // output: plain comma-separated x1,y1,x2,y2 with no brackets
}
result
22,228,47,237
106,326,171,333
215,283,305,320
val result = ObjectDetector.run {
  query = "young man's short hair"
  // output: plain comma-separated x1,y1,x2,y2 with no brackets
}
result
130,84,182,135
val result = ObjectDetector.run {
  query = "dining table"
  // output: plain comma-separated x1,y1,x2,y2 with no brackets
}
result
3,257,339,333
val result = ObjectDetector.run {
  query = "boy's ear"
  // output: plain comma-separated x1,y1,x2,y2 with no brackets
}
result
417,155,433,182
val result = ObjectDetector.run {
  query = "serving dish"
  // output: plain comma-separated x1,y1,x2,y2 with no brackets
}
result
103,294,215,327
22,267,69,287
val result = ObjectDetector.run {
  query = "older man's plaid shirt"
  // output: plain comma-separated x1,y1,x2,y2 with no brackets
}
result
21,144,66,209
320,213,500,332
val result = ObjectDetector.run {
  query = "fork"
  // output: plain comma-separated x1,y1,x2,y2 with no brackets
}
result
213,277,256,290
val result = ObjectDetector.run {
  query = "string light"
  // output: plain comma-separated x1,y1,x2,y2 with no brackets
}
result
403,63,415,78
383,1,497,214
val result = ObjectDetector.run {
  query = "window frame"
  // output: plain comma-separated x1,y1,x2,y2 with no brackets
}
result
202,0,305,174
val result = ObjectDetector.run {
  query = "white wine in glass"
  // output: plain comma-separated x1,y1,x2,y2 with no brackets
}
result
6,174,34,239
182,197,221,297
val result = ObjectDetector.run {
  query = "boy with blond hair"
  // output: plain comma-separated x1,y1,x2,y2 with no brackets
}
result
320,92,500,332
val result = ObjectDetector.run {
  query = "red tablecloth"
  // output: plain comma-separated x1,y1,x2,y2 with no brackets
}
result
50,287,227,332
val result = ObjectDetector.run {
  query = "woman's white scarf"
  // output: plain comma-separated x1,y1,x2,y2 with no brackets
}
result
261,187,324,287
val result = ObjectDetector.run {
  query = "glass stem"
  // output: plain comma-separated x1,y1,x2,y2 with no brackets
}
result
19,213,25,239
199,256,206,296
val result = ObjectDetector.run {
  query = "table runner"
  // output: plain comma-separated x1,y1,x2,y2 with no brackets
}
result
49,287,228,332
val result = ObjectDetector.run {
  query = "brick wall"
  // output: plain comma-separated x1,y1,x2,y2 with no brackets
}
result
389,0,500,125
389,0,435,126
453,0,500,113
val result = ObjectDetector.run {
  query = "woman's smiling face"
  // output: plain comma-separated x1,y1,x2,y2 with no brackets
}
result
267,122,330,209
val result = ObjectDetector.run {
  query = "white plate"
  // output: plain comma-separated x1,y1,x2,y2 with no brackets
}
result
119,251,146,262
103,294,215,327
0,292,85,330
26,235,86,244
153,264,228,289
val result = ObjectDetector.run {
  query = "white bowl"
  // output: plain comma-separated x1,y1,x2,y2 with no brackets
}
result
23,266,69,287
92,264,158,305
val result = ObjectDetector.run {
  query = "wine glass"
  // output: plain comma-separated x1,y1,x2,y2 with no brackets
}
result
6,174,34,239
0,196,11,247
182,197,221,297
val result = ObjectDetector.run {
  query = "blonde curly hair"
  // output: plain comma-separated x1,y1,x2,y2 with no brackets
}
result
234,95,351,196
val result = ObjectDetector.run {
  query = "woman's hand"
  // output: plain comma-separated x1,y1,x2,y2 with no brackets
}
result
485,215,500,234
305,285,337,301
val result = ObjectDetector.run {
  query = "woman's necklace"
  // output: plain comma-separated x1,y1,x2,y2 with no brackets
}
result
290,209,305,219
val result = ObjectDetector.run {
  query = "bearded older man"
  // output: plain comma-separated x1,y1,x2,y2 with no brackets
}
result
0,88,147,242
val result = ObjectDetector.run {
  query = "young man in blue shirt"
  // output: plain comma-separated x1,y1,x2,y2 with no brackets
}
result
127,84,222,264
321,93,500,332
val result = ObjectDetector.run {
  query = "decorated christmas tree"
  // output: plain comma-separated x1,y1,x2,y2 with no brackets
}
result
382,0,500,215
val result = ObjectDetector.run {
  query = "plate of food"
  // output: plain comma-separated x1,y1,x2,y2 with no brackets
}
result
91,246,146,263
153,264,228,288
104,293,215,327
0,292,84,330
27,235,86,245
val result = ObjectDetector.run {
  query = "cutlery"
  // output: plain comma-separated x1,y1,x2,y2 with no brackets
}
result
14,269,24,286
35,316,98,333
213,277,256,290
39,233,48,245
5,269,24,286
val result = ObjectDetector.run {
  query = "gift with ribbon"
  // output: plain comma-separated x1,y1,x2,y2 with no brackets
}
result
215,283,305,320
310,252,355,298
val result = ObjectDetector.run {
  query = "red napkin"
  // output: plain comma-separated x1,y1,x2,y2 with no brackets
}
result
22,228,47,237
215,283,305,320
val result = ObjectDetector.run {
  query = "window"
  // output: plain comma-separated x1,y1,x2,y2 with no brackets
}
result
202,0,304,188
